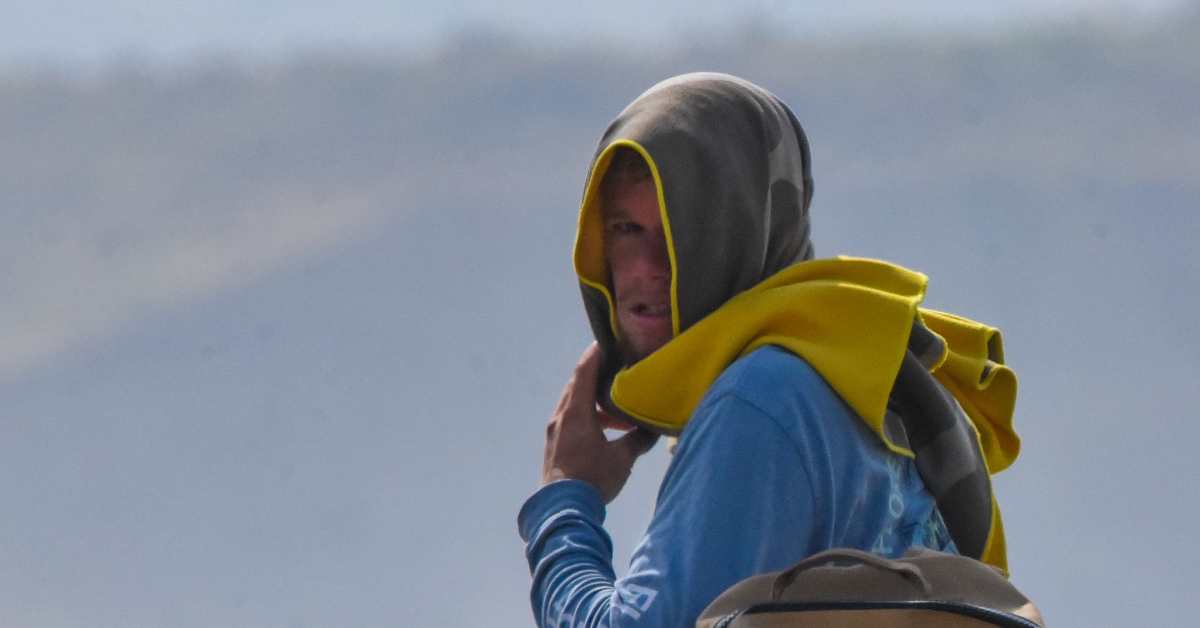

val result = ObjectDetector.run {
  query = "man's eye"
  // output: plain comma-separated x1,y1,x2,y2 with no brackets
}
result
608,222,642,234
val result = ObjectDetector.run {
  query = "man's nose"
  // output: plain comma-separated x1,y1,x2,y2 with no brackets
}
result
636,233,671,280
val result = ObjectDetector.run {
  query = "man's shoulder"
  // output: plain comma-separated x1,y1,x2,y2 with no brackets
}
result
714,344,819,386
703,345,847,424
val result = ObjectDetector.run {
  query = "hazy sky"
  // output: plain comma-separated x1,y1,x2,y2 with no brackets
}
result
3,0,1185,64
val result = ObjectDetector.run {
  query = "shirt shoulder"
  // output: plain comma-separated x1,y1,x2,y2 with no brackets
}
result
700,344,853,439
691,346,952,558
680,345,867,519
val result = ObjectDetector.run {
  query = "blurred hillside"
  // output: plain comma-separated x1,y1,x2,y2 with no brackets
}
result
3,9,1198,380
7,8,1199,207
2,8,1198,627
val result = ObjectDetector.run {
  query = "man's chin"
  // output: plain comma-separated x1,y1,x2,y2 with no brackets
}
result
619,336,670,365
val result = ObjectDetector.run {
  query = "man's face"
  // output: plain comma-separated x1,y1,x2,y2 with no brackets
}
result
604,177,672,363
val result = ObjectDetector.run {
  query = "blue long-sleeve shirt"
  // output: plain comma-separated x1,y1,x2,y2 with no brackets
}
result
518,346,956,627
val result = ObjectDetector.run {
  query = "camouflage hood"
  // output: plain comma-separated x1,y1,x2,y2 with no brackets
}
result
573,72,815,402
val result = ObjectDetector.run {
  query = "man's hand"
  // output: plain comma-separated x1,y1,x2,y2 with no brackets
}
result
542,343,659,503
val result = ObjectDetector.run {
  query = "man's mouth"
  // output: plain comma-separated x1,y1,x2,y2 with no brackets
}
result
631,303,670,318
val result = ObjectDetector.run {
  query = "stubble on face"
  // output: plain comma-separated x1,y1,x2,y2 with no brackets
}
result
602,177,673,365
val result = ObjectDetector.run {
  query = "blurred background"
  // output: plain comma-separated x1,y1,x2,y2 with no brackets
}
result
2,1,1197,626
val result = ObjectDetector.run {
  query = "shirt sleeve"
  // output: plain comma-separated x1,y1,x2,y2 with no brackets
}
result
518,479,619,627
518,392,821,627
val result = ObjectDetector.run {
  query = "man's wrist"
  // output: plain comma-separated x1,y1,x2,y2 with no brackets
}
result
517,479,607,543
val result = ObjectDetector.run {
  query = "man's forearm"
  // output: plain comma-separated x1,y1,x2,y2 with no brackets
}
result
519,480,619,628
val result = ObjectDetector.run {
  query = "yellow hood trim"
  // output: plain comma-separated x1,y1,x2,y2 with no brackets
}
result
573,139,681,341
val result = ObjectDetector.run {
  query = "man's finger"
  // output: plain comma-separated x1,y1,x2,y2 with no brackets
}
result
552,343,599,416
565,343,603,412
613,428,659,461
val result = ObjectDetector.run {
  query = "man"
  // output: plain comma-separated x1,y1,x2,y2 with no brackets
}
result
518,73,1020,627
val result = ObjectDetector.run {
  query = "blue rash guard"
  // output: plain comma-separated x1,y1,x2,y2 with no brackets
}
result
518,346,957,627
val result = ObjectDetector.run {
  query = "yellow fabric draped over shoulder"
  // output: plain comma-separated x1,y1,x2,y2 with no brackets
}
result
608,257,1021,571
610,256,1020,468
611,257,920,454
920,310,1020,473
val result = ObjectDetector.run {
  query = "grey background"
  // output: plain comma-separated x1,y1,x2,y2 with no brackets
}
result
2,2,1197,626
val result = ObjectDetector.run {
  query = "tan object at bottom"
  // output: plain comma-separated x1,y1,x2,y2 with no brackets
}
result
696,548,1044,627
731,608,1003,627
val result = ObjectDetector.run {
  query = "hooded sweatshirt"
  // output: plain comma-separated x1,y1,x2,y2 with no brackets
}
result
520,73,1021,627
